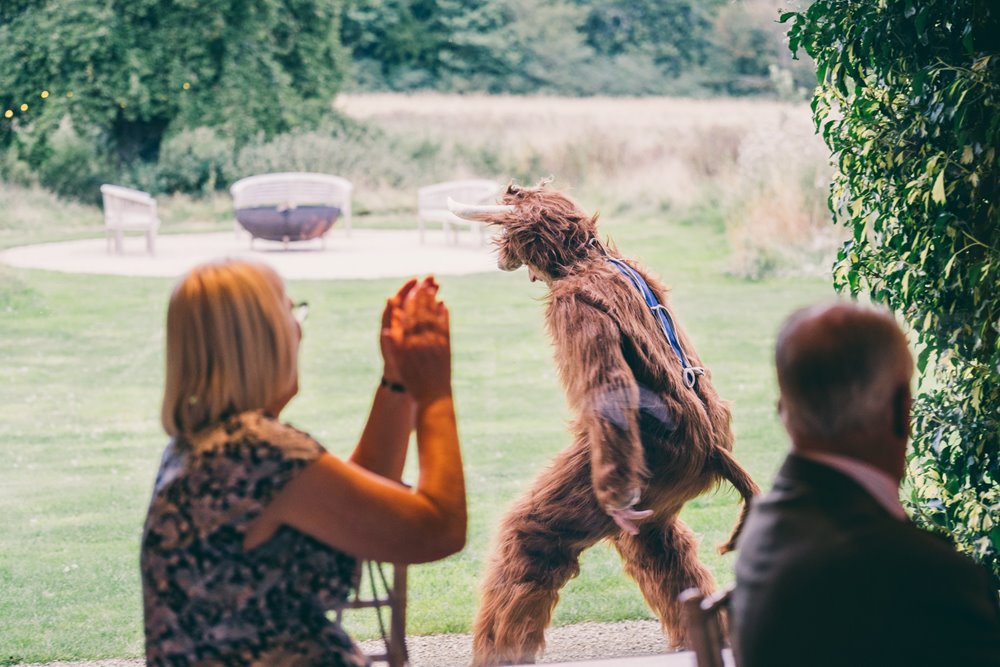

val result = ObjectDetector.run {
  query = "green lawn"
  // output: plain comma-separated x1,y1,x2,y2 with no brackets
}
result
0,211,832,663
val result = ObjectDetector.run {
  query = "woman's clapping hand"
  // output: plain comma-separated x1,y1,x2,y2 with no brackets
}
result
383,276,452,405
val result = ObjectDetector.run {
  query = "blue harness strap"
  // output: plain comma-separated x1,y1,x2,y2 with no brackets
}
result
607,257,705,389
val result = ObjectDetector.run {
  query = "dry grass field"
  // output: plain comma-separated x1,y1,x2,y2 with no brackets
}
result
335,93,839,278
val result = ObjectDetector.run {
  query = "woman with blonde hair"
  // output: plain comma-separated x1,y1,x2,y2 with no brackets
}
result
141,259,465,665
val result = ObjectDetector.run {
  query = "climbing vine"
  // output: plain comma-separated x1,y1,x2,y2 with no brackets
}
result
784,0,1000,583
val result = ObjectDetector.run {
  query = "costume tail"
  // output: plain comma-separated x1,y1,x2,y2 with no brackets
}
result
711,446,760,554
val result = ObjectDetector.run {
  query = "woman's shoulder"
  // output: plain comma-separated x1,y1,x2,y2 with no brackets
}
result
242,411,326,460
186,410,326,462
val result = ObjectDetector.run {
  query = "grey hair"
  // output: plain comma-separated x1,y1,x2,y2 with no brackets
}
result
775,302,913,440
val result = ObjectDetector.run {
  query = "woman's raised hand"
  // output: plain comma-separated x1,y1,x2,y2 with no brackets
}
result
386,276,452,405
380,278,417,385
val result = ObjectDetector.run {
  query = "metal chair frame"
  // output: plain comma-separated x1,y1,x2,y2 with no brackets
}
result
680,585,732,667
339,561,409,667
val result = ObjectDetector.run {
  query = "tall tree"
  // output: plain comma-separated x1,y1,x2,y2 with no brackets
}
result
0,0,346,162
340,0,597,93
785,1,1000,583
575,0,723,75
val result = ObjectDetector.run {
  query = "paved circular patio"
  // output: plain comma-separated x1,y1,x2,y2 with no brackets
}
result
0,228,502,280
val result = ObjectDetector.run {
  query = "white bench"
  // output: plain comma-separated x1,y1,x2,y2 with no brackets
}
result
230,172,354,247
417,179,500,244
100,184,160,255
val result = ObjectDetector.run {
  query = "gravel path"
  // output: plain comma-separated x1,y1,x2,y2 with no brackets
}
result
15,620,668,667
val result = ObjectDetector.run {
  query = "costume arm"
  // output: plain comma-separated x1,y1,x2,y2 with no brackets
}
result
549,294,649,525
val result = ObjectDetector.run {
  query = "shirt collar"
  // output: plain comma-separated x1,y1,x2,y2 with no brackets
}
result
795,451,908,521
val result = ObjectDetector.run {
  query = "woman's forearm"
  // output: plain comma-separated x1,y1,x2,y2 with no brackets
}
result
348,382,415,481
412,395,466,551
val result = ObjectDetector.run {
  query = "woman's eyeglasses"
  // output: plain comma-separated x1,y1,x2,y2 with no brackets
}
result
292,301,309,324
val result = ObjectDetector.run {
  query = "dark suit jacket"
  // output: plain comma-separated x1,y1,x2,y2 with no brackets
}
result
731,454,1000,667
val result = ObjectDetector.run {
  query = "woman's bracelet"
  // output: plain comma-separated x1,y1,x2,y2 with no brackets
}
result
380,376,407,394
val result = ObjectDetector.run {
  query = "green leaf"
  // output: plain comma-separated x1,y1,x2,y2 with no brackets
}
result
917,345,933,374
931,170,946,204
962,22,975,54
915,8,929,40
943,252,958,278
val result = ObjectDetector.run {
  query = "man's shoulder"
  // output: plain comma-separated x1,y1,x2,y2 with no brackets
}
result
733,512,1000,666
741,486,974,565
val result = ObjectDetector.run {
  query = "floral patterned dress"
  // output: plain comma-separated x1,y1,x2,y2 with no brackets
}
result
141,411,369,666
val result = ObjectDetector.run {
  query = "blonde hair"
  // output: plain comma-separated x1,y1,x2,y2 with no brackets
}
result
161,259,298,437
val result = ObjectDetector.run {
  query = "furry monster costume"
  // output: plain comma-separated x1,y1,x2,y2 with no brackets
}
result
451,182,759,666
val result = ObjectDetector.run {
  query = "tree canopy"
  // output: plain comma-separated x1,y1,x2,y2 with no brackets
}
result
0,0,345,162
338,0,796,95
785,0,1000,583
1,0,805,198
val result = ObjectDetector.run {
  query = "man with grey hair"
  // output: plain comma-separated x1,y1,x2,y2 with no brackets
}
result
730,301,1000,666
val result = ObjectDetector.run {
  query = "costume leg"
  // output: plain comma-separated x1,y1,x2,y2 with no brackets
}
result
472,439,614,666
613,516,716,649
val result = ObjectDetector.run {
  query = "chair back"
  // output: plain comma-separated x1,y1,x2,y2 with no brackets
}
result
339,561,408,666
680,585,732,667
417,179,500,223
230,172,354,231
100,184,159,229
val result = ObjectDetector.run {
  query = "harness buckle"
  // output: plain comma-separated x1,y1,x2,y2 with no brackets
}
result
683,367,705,389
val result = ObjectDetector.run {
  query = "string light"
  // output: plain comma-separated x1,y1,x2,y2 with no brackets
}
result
67,91,74,98
182,82,191,90
1,90,56,121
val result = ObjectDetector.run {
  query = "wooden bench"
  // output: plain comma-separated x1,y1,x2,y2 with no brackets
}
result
230,172,354,248
100,184,160,255
417,179,500,244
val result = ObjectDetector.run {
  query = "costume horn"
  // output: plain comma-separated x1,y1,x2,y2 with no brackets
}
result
447,197,515,221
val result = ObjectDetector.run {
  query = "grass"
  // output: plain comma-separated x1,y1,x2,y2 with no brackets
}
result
0,208,831,664
0,92,837,662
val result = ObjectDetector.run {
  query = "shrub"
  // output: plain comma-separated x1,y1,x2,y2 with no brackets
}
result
229,124,434,191
34,118,112,204
0,144,36,187
156,127,234,196
725,112,836,280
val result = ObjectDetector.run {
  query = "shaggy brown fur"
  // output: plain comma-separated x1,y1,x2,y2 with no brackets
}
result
470,181,759,666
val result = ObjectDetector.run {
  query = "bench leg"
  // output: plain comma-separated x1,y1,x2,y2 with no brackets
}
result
114,230,124,255
146,230,156,256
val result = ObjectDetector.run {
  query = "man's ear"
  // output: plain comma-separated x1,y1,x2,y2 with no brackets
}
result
776,397,789,428
891,385,911,439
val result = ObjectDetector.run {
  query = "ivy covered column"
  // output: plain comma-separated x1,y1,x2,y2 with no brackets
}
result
784,1,1000,584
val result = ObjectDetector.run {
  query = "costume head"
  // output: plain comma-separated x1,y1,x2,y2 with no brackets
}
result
161,259,300,437
449,180,600,278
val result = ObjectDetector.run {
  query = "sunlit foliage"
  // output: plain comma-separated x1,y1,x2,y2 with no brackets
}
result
785,0,1000,583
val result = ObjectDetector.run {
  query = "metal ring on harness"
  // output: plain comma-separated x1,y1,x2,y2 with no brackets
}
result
683,366,705,389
